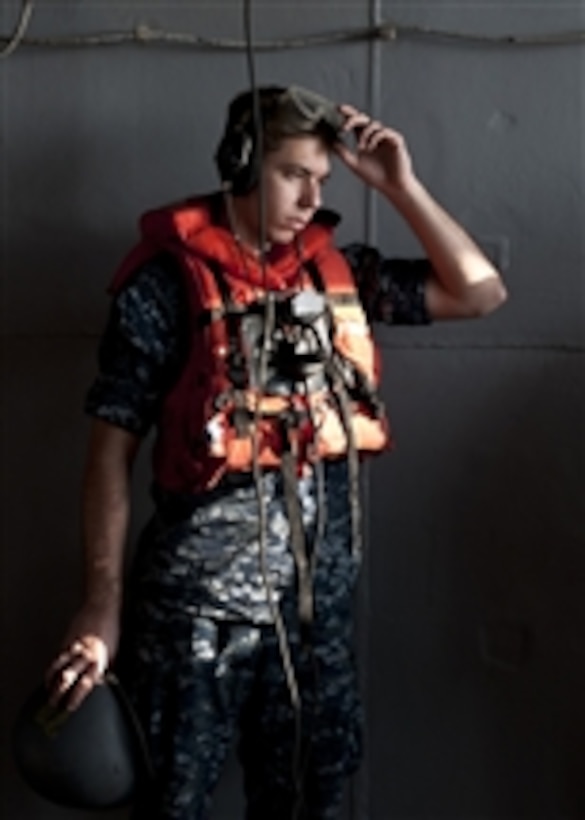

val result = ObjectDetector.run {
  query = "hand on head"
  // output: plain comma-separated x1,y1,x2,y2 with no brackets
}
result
334,104,417,197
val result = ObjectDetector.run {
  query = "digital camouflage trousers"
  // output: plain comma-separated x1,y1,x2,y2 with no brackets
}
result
119,460,363,819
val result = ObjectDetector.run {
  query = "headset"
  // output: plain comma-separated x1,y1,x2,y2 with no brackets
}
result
215,84,345,195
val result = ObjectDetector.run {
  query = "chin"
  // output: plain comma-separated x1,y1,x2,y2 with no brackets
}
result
269,227,297,246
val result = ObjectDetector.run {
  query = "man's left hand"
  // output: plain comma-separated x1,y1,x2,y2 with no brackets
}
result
335,104,416,198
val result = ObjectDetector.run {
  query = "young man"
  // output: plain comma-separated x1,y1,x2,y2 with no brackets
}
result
48,86,507,818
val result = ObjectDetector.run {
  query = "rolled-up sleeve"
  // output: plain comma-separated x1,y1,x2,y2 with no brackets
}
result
342,243,432,326
84,256,186,436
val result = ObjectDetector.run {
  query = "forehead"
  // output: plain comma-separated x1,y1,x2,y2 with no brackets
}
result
264,135,331,176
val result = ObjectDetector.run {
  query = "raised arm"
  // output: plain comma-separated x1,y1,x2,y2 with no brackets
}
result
335,105,508,320
47,419,141,709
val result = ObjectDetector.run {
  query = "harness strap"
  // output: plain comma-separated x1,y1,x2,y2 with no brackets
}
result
302,257,362,558
205,258,251,443
206,253,363,567
302,258,361,305
304,258,382,418
336,353,385,419
302,258,325,293
326,361,362,561
205,257,248,391
280,423,314,638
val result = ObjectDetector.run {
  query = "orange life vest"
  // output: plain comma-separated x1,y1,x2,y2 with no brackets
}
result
111,194,391,495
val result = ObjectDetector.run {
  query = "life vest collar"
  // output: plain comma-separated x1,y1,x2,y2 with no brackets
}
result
137,193,341,290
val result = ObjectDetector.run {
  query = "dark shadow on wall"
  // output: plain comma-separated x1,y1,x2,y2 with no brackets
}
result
457,355,585,820
1,114,241,818
367,350,585,819
4,121,213,337
1,127,163,819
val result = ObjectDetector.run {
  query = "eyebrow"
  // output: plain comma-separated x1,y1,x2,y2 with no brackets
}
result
280,162,331,183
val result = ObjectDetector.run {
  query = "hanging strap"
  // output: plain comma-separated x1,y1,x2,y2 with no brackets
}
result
303,258,363,560
325,360,362,561
280,420,314,638
205,257,251,436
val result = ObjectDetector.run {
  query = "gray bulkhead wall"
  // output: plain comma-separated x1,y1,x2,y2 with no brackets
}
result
1,1,583,818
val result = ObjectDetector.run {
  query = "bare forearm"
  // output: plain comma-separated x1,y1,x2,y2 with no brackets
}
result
47,421,141,706
335,107,507,319
80,420,140,614
385,178,507,317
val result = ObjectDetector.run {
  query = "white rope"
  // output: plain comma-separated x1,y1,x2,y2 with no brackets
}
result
1,15,585,60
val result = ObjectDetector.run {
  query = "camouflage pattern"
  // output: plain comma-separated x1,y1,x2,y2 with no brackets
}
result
86,244,431,818
342,243,431,326
120,459,362,819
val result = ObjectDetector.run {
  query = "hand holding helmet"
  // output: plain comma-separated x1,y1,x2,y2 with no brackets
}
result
11,600,149,810
12,671,150,810
46,601,119,711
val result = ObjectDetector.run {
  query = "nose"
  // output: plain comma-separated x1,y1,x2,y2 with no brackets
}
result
299,177,322,211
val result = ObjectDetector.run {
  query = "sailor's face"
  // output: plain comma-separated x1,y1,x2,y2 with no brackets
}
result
245,135,332,246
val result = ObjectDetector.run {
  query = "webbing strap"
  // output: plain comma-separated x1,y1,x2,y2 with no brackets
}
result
280,437,314,635
302,258,361,305
302,258,325,293
205,258,251,440
326,362,362,561
205,257,247,390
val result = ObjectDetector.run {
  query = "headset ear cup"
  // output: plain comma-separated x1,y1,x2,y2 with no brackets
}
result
215,128,256,195
236,132,258,195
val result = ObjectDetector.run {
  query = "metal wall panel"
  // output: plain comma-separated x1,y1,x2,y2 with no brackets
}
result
1,2,583,818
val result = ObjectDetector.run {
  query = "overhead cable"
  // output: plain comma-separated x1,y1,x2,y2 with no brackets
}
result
1,2,585,60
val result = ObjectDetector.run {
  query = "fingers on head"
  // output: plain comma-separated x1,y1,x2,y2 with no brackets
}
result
343,111,370,133
356,120,390,151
